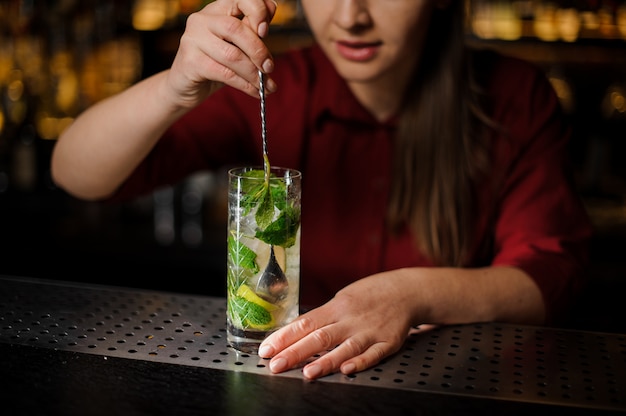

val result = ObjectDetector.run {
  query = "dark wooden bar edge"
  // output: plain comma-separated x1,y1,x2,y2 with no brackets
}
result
0,342,617,416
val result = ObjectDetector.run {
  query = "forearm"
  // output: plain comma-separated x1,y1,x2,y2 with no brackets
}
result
51,0,278,201
352,266,546,327
51,70,191,200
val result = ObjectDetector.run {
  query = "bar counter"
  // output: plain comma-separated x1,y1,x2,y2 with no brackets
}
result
1,275,625,415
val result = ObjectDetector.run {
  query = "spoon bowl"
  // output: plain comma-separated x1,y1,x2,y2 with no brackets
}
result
255,245,289,303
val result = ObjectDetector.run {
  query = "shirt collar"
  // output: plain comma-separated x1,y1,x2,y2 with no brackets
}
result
308,44,397,128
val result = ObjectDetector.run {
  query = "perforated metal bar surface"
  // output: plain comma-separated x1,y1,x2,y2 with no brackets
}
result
1,275,625,412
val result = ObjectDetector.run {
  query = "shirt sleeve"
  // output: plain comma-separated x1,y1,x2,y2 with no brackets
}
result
106,48,313,203
487,56,593,324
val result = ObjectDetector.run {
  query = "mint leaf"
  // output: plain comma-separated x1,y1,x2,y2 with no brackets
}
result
236,168,300,247
269,182,287,211
239,170,267,215
227,293,245,327
240,182,265,216
240,169,266,182
255,206,301,247
244,300,272,326
255,184,274,229
228,235,259,273
229,296,272,326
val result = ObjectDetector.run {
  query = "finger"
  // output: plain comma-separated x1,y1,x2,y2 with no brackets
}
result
195,1,276,75
339,341,394,375
190,15,274,95
206,14,273,71
241,0,278,38
300,335,370,379
259,315,324,358
303,338,397,380
265,323,343,374
209,0,277,39
228,0,277,72
174,28,258,97
200,53,262,97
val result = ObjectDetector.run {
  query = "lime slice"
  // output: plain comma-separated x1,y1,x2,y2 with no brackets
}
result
234,285,278,330
236,284,279,312
229,295,275,330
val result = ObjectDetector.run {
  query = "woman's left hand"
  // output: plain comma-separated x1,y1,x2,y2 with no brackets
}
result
258,265,545,379
258,271,415,379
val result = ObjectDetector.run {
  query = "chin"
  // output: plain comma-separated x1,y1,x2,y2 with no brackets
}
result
331,60,380,83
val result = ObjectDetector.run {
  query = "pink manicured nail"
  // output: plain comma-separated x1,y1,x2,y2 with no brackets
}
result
341,362,356,374
262,59,274,74
265,78,277,93
269,357,287,373
258,344,273,357
303,363,322,379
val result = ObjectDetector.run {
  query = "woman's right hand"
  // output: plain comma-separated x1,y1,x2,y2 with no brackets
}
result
166,0,278,109
51,0,278,200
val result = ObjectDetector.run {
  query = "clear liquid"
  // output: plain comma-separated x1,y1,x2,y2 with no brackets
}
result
226,167,301,353
226,237,300,352
226,323,274,354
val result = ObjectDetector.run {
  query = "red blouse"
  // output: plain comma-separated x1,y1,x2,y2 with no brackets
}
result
111,45,593,323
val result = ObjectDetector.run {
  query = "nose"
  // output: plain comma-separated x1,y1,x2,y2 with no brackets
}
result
333,0,372,29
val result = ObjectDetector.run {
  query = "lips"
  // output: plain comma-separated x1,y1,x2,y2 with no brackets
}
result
335,40,382,62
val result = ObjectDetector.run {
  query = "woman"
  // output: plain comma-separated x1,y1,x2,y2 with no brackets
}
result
51,0,592,380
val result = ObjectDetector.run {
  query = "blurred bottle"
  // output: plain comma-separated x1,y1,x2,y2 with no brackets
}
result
556,1,582,42
579,0,602,38
132,0,179,31
154,186,175,246
619,3,626,40
0,1,39,194
534,1,561,41
474,0,626,41
601,83,626,120
598,0,618,39
470,0,524,40
181,172,214,247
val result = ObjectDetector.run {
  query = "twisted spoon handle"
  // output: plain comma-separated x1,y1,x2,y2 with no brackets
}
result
259,70,270,183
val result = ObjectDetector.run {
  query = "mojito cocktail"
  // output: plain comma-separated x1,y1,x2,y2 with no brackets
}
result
226,166,301,353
